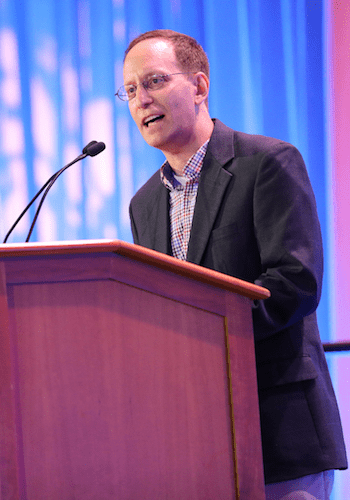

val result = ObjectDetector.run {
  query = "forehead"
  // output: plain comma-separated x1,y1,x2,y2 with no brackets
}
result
123,38,181,82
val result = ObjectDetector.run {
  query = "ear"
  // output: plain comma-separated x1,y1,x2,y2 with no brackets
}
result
194,72,209,105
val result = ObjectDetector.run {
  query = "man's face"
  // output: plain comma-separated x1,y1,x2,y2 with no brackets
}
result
123,38,199,154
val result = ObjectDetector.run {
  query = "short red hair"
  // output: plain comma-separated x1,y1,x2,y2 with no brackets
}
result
124,29,210,79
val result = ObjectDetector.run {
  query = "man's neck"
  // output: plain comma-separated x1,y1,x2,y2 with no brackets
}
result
165,150,201,176
164,119,214,175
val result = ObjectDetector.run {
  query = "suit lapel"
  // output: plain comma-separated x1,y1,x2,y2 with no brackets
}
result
187,120,235,265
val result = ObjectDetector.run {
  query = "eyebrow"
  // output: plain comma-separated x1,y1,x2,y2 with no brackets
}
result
124,71,168,86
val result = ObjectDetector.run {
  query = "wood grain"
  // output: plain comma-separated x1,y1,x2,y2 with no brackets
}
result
9,280,235,499
0,241,266,499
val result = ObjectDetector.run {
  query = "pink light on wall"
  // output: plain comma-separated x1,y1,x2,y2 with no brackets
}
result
329,1,350,342
327,1,350,497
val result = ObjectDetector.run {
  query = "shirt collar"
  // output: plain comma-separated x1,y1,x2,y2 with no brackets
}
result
160,139,209,191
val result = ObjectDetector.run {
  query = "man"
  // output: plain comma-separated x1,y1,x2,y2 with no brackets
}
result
117,29,347,499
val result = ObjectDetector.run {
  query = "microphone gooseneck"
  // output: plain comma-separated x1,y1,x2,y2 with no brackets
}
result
3,141,106,243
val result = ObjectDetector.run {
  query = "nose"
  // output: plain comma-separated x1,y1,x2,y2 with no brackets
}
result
134,83,153,107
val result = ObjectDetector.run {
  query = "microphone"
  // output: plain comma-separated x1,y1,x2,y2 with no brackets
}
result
83,140,98,154
3,141,106,243
83,141,105,156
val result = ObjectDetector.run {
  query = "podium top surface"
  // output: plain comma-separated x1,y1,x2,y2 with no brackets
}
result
0,239,270,300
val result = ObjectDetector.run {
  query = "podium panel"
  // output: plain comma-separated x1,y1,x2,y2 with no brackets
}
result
0,240,269,500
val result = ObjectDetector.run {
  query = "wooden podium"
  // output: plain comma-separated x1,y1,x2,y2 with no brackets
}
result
0,240,269,500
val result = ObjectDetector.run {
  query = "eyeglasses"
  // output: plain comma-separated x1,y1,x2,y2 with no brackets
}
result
115,73,192,101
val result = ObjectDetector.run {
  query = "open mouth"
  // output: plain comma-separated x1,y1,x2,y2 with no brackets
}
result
144,115,165,127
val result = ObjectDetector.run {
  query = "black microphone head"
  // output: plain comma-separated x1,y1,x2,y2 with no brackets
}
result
86,141,106,157
82,140,97,154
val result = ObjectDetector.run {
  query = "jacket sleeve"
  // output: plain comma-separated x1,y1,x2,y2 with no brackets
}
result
129,202,140,246
251,142,323,340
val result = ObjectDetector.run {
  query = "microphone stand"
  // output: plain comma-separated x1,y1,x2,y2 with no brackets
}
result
3,141,105,243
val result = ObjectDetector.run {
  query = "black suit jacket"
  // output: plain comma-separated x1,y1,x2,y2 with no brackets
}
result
129,119,347,483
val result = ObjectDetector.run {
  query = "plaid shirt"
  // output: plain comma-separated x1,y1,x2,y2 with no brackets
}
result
160,140,209,260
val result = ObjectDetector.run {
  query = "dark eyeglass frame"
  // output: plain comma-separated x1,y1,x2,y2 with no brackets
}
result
115,72,193,101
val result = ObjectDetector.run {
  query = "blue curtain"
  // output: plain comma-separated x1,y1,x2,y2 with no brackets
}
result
0,0,328,334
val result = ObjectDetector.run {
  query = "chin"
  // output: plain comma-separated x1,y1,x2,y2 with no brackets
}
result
142,133,169,151
142,128,188,152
